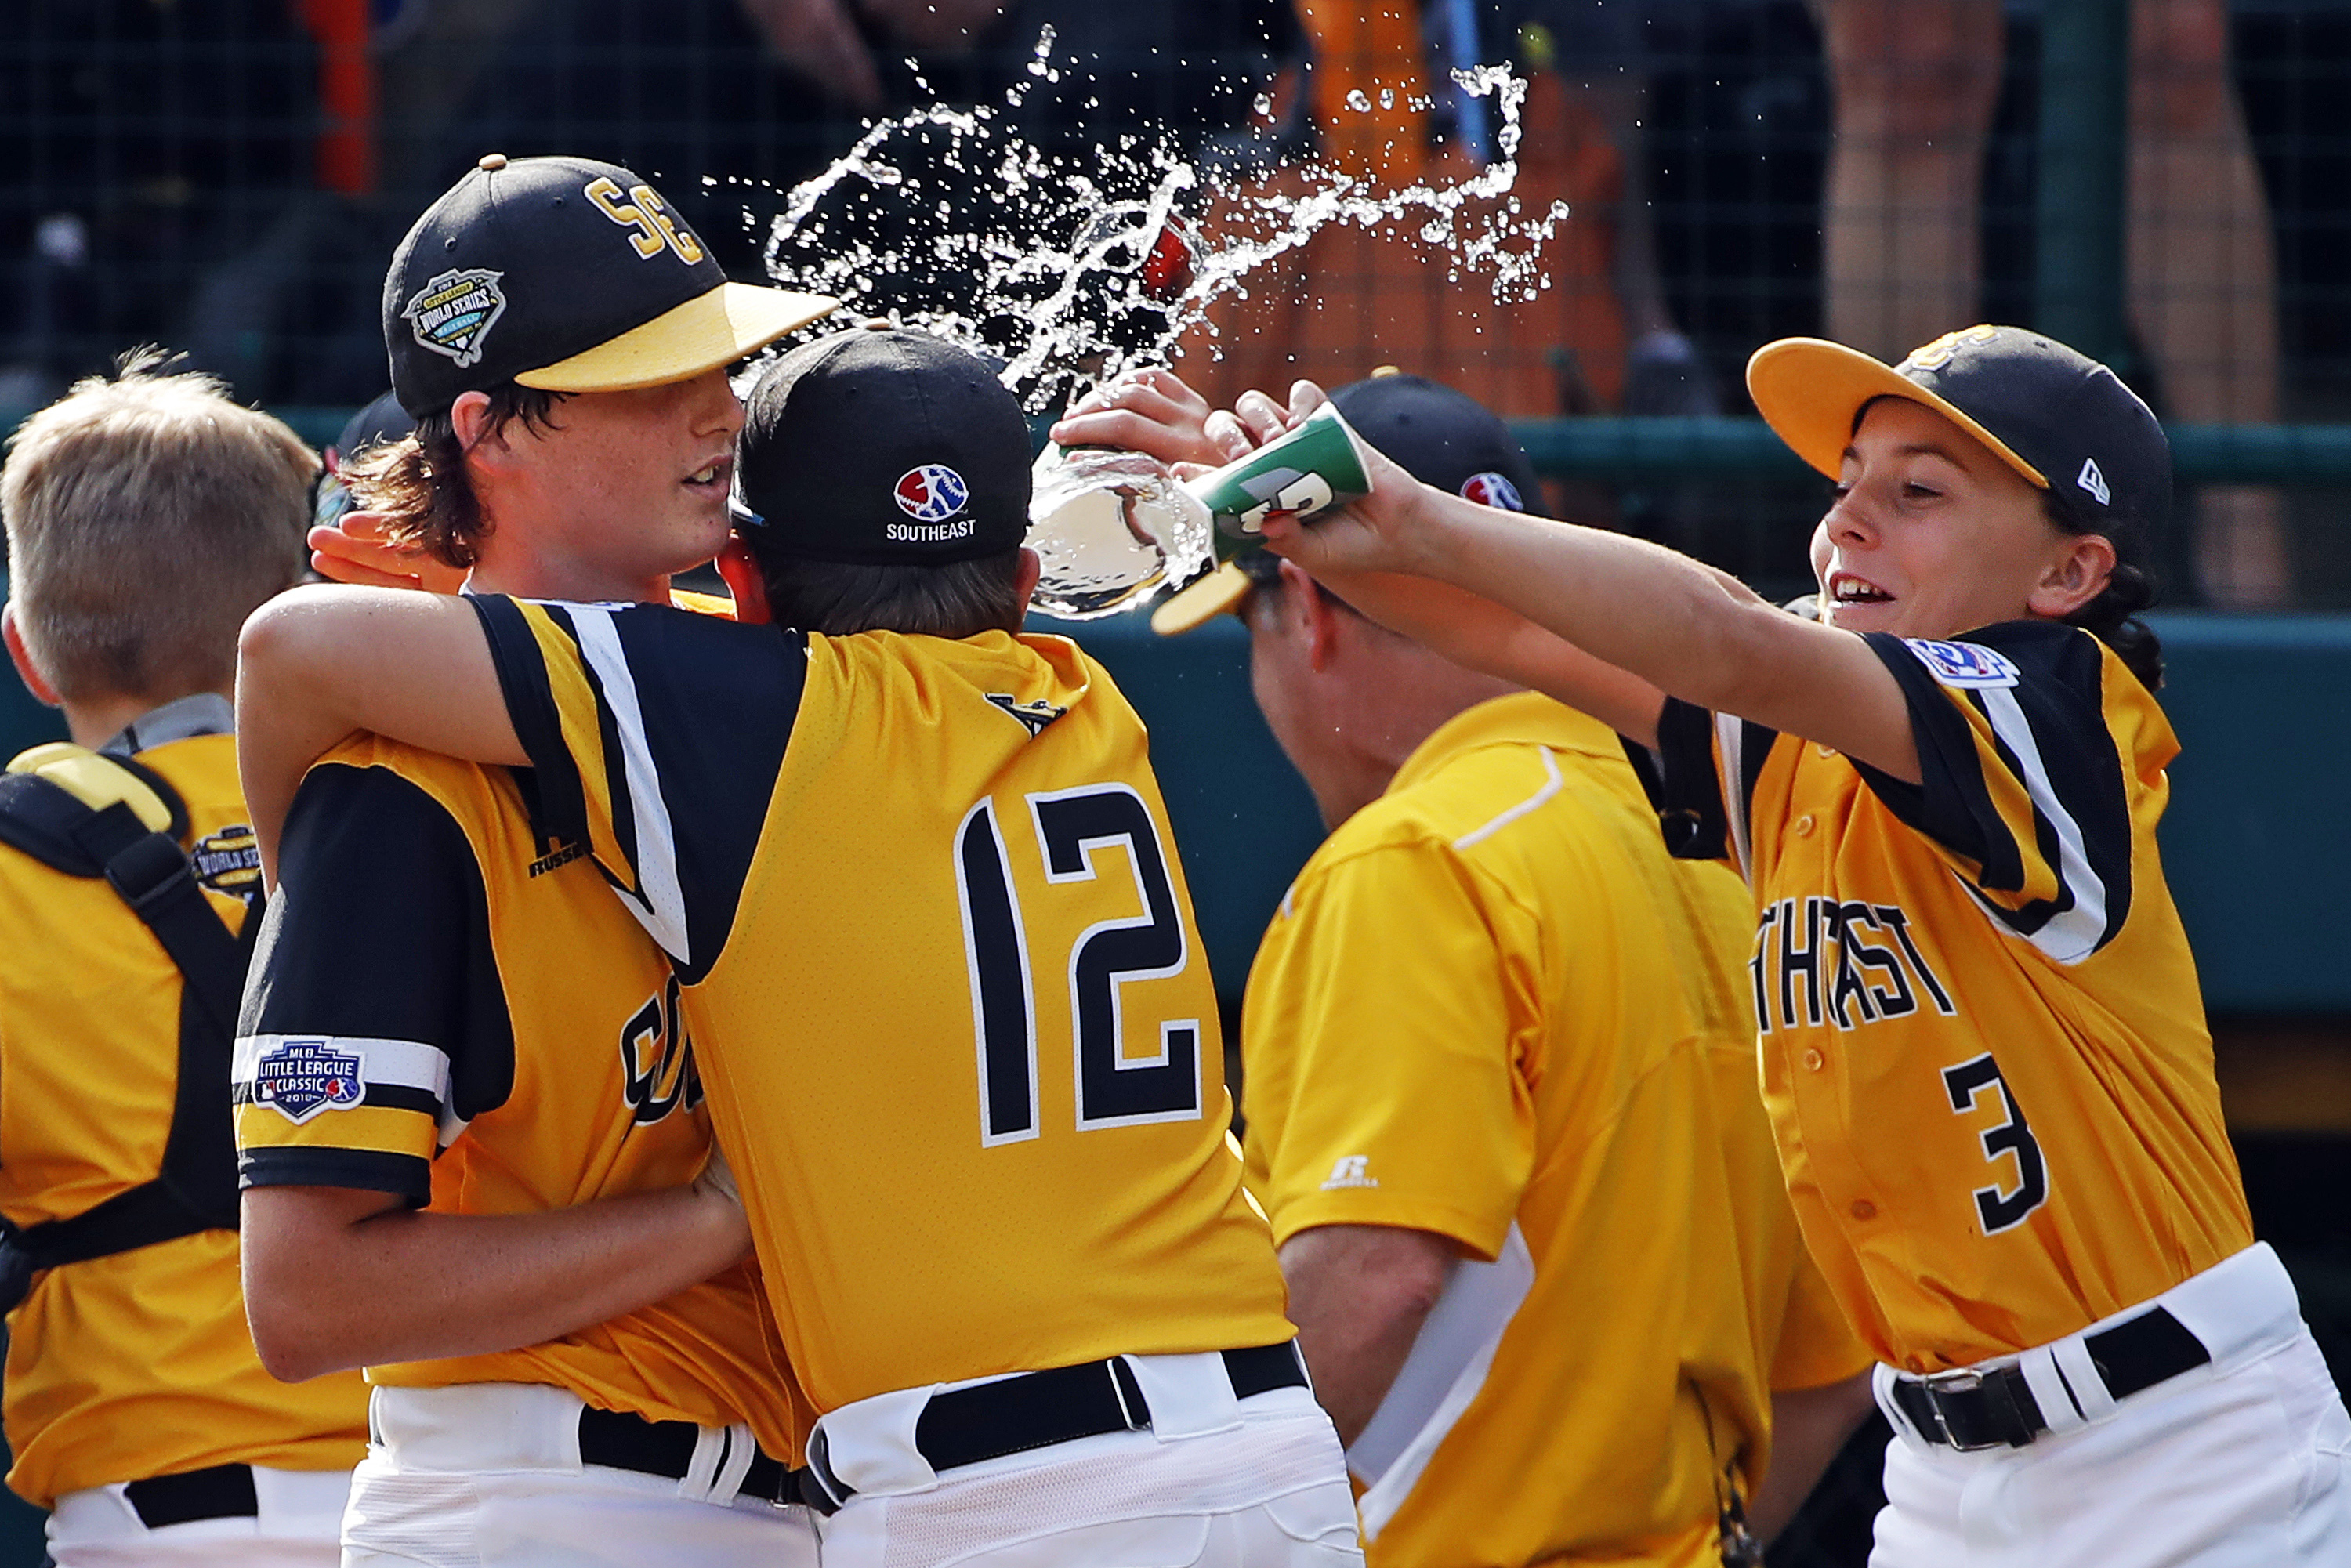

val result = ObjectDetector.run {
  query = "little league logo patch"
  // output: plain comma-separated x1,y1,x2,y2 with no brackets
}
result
1904,637,2020,689
1458,471,1525,512
895,465,969,523
403,267,508,368
252,1039,366,1124
192,824,263,901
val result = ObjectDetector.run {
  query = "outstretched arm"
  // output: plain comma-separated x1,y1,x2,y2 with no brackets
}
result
237,585,523,882
1055,375,1671,742
1256,386,1918,783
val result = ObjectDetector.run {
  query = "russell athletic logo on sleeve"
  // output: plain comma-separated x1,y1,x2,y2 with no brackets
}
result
252,1039,367,1124
1321,1155,1381,1190
402,268,508,368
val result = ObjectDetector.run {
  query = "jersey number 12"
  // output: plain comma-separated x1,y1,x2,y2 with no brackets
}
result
955,785,1202,1146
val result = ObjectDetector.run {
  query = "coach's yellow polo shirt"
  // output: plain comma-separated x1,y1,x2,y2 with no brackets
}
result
1242,693,1866,1568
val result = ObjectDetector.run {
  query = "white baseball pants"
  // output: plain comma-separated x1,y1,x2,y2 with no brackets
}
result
339,1382,819,1568
811,1360,1364,1568
1870,1242,2351,1567
48,1465,350,1567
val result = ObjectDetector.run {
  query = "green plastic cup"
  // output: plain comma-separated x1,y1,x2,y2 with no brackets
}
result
1182,404,1375,559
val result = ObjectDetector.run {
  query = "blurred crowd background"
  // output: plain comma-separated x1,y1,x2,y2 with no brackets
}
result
7,0,2351,607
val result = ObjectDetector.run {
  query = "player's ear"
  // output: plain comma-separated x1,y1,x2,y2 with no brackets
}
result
1012,547,1041,621
2,603,61,708
717,536,772,625
1281,560,1342,672
2027,531,2117,621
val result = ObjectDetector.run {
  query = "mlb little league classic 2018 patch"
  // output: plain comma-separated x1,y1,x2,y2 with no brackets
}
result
252,1038,367,1124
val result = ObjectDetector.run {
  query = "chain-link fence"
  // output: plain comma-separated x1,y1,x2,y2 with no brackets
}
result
9,2,2351,607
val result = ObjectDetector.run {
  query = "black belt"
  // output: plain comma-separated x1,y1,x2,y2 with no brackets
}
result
800,1342,1312,1516
124,1462,259,1529
1889,1305,2211,1451
576,1406,798,1505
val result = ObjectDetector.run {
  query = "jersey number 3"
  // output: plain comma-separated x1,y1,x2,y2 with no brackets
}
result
1942,1052,2050,1235
955,785,1201,1146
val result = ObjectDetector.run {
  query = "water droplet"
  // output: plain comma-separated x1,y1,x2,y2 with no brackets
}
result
1378,88,1395,110
1344,89,1371,112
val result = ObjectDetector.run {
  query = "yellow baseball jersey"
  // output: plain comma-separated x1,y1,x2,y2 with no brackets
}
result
469,596,1295,1414
1241,693,1867,1568
1654,621,2252,1371
0,731,367,1509
234,733,808,1455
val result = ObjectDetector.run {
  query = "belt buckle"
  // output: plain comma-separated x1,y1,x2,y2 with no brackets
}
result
1917,1367,2009,1453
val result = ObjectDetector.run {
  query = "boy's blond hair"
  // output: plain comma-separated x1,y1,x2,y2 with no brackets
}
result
2,349,314,703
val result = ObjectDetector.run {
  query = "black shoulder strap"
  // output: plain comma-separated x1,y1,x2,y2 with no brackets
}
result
0,761,247,1301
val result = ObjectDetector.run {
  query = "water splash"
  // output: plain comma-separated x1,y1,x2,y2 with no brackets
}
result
750,59,1569,613
761,63,1558,406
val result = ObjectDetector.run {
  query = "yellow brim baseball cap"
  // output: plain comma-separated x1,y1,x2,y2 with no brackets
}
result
1150,561,1254,636
518,281,839,395
1746,332,2049,491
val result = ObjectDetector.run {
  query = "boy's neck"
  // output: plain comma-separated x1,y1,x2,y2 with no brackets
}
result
60,687,232,752
465,541,669,607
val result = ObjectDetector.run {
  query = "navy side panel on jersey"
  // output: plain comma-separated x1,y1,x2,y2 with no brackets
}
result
1652,695,1777,875
469,596,803,984
235,763,516,1200
1855,621,2134,958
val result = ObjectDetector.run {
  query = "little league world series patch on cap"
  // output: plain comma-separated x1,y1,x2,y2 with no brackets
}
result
734,328,1033,565
384,153,838,418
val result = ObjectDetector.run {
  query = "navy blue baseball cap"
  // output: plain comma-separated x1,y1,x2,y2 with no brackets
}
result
736,326,1033,566
1151,367,1544,635
385,153,838,418
1747,324,2171,545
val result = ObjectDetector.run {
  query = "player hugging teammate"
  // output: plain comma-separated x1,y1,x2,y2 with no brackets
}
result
230,157,1363,1568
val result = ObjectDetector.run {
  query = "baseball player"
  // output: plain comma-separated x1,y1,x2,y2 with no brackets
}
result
230,154,837,1566
234,327,1364,1567
1072,368,1874,1567
1230,326,2351,1565
0,355,368,1563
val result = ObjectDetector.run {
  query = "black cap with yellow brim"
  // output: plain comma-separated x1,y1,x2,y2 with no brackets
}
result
386,153,838,418
1746,325,2171,539
1149,367,1546,636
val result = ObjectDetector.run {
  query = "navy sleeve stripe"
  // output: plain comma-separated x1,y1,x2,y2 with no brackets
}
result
1859,625,2133,962
245,763,516,1123
470,595,592,856
238,1146,430,1204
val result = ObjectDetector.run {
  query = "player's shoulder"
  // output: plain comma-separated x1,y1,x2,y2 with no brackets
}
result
1872,619,2105,698
1371,696,1646,856
316,732,502,804
1873,619,2176,769
298,735,523,864
808,628,1137,731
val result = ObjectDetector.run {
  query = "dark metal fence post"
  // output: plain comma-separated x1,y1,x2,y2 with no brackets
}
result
2034,0,2133,367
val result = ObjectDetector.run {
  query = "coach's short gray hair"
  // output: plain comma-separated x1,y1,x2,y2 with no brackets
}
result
2,348,313,701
